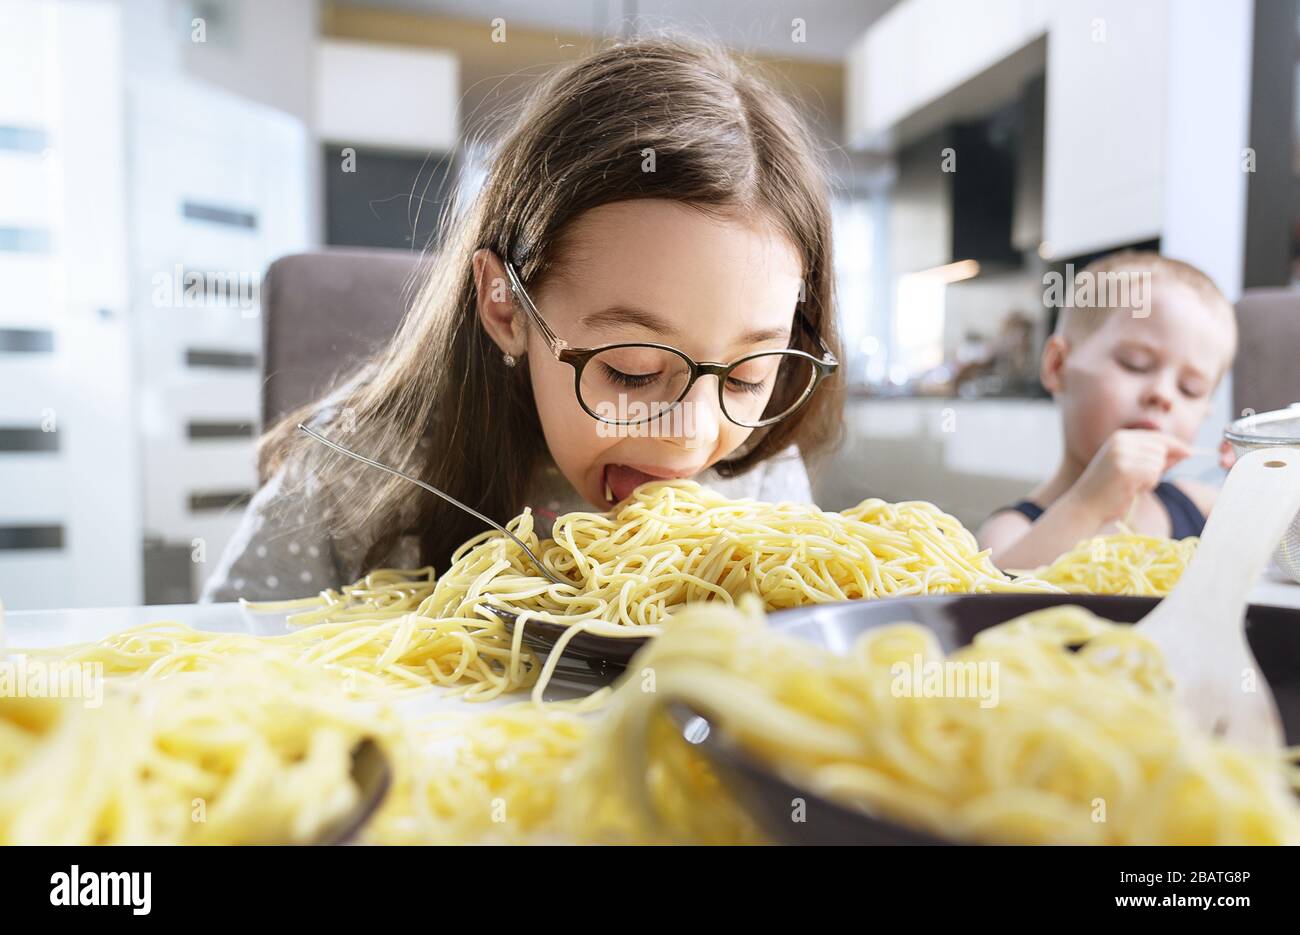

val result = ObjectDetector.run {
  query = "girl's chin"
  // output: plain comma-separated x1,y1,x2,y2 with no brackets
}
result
578,473,611,511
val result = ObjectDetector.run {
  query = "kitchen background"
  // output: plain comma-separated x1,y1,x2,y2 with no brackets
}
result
1,0,1296,610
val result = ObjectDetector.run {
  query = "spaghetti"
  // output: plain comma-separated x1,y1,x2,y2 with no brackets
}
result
0,656,388,844
6,599,1297,845
575,598,1300,845
0,650,589,845
30,597,542,701
1029,533,1198,596
32,483,1056,704
257,480,1060,633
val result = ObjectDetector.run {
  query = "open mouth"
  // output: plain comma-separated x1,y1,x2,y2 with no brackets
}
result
602,464,676,505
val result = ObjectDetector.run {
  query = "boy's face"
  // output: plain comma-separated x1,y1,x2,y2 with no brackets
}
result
1048,279,1236,465
478,199,804,509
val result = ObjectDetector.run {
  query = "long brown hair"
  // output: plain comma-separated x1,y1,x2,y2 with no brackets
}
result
260,35,845,574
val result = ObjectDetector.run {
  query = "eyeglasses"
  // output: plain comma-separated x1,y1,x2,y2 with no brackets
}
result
504,261,838,428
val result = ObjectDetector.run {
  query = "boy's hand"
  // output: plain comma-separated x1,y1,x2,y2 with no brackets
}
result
1068,429,1191,522
1218,438,1237,471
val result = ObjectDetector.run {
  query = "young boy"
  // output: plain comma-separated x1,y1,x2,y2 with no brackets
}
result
977,251,1238,570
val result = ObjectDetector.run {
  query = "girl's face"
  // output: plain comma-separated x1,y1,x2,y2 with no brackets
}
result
476,199,805,509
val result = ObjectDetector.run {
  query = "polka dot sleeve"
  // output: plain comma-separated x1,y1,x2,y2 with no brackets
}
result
198,456,343,603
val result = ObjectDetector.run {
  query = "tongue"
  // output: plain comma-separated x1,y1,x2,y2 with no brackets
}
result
606,464,658,503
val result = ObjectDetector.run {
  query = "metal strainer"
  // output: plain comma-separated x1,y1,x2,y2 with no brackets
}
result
1225,404,1300,583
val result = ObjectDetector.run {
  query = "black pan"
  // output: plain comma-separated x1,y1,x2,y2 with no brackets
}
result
673,593,1300,845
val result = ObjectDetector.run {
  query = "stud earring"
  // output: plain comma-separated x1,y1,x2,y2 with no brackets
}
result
502,351,517,368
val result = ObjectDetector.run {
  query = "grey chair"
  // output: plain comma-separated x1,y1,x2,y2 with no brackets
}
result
1234,288,1300,417
260,248,424,427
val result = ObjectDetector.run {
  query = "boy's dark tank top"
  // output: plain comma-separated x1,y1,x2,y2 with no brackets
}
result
1000,481,1206,539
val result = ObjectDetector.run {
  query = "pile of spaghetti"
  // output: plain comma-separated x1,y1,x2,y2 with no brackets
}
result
34,482,1059,703
268,480,1057,629
5,599,1298,844
578,599,1300,845
0,657,390,844
0,652,588,845
1029,533,1198,596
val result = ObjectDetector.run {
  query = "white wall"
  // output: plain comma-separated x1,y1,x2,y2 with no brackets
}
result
128,78,310,602
846,0,1051,147
182,0,318,123
848,0,1256,287
1041,1,1168,258
1159,0,1254,452
0,0,140,610
1160,0,1254,302
124,0,321,242
316,38,458,151
0,0,318,609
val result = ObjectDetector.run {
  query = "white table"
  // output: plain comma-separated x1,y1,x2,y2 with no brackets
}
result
6,601,285,647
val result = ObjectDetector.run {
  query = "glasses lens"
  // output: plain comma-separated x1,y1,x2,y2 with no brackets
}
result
722,351,817,427
581,345,692,424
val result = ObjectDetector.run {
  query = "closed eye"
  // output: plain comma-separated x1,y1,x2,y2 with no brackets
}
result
725,376,768,395
599,362,661,388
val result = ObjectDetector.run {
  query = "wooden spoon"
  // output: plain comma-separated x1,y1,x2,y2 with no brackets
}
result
1135,446,1300,749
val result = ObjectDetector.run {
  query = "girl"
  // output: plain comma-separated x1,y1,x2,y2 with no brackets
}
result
202,36,844,602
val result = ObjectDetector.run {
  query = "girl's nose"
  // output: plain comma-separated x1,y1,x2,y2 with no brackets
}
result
670,378,723,451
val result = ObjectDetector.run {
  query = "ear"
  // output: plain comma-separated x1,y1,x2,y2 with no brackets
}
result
1040,333,1069,395
472,249,527,357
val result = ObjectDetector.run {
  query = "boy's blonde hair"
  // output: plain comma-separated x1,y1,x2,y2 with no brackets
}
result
1056,251,1236,348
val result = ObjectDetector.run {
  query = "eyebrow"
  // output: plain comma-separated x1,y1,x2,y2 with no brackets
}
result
579,305,792,346
1115,340,1158,356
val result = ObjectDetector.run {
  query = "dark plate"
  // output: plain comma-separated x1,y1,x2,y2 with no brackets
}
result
482,605,649,674
675,593,1300,845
